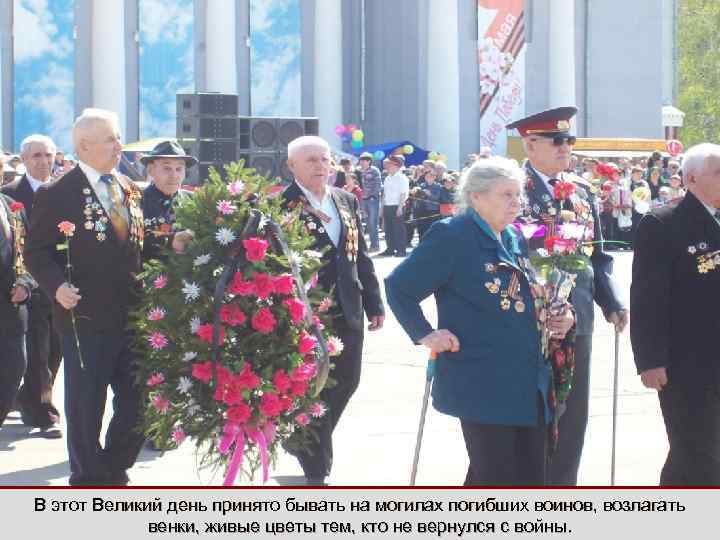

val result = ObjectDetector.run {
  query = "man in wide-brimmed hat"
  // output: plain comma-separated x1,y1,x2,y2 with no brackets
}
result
140,140,197,261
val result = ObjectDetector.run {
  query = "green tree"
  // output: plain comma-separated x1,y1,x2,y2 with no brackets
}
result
678,0,720,146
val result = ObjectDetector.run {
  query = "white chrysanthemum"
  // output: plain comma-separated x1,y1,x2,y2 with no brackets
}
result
193,254,211,267
182,351,198,362
177,377,193,394
189,317,201,334
182,281,201,303
288,251,303,267
304,250,322,260
215,227,235,246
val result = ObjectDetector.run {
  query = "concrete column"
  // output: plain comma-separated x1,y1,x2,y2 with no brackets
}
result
427,0,459,168
236,0,251,114
314,0,343,143
548,0,576,109
205,0,237,93
91,0,127,135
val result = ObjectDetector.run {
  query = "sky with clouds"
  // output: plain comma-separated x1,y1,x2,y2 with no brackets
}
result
250,0,301,117
14,0,75,151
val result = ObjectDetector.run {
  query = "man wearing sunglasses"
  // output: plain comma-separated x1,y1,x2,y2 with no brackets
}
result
507,107,626,486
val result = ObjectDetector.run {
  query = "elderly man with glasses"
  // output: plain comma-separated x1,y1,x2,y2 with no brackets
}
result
506,107,626,486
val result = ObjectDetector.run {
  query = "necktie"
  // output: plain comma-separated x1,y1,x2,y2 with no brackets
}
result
100,174,129,243
714,209,720,226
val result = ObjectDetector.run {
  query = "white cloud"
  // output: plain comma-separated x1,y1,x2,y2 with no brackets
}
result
17,63,74,151
250,0,293,33
139,0,194,46
251,36,300,116
13,0,70,63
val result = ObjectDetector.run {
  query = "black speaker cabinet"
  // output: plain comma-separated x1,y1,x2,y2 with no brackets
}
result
177,93,239,117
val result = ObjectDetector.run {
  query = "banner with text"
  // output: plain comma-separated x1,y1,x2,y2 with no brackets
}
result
478,0,526,157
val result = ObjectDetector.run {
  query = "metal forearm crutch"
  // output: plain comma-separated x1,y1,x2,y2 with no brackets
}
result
410,351,437,486
610,329,620,486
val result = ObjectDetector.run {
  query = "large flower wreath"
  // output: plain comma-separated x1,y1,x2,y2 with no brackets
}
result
132,163,341,485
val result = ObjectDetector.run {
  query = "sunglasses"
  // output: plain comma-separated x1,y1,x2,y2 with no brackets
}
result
534,135,576,146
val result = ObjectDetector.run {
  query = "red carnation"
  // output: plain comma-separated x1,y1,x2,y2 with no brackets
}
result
291,361,317,382
273,369,292,394
191,361,213,383
228,272,255,296
283,297,306,324
298,330,318,354
235,362,261,390
226,402,252,424
243,237,269,262
251,307,277,334
9,201,24,213
220,304,246,327
290,380,308,397
259,392,284,417
553,181,576,201
196,323,225,345
272,273,294,295
252,272,275,299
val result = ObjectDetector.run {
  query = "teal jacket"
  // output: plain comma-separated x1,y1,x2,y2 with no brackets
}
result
384,210,550,426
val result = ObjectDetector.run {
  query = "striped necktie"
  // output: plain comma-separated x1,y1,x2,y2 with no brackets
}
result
99,174,129,243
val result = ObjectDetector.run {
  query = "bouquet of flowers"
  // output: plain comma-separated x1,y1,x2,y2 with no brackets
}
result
132,162,341,485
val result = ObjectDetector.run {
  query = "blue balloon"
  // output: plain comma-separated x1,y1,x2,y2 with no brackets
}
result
373,150,385,160
350,140,363,149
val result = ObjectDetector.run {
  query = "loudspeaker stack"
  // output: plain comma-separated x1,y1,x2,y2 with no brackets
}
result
176,93,319,185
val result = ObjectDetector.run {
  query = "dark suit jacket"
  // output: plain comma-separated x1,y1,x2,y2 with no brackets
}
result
141,183,191,261
282,181,384,331
0,193,33,333
24,166,144,333
631,192,720,387
2,175,54,312
524,164,624,334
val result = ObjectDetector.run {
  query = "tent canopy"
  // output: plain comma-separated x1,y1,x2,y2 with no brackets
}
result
350,140,430,166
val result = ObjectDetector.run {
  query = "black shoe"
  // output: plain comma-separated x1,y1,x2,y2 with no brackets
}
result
394,251,407,257
377,250,394,257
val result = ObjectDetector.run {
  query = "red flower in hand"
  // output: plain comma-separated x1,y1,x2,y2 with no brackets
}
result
553,181,575,201
58,220,76,236
10,201,24,213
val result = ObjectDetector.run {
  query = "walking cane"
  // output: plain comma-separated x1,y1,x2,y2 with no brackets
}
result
610,329,620,486
410,351,437,486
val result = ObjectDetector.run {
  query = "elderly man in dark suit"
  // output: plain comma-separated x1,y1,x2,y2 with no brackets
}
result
631,143,720,485
506,107,626,485
2,134,63,438
281,136,385,485
0,195,35,429
25,109,146,485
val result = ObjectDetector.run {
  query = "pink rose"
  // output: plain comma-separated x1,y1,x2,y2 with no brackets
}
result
295,413,310,426
273,369,292,394
283,297,306,324
229,272,256,296
251,307,277,334
252,272,275,299
227,402,252,424
259,392,283,417
298,331,318,354
220,304,246,327
272,273,294,295
196,324,225,345
243,237,269,262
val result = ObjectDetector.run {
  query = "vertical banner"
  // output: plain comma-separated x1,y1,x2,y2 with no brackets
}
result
477,0,525,156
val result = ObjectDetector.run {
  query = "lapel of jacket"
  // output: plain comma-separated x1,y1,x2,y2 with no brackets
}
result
115,174,144,251
683,191,720,248
18,176,35,211
525,163,558,220
329,187,348,252
285,181,335,250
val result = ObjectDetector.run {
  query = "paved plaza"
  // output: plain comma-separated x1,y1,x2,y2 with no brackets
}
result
0,251,667,487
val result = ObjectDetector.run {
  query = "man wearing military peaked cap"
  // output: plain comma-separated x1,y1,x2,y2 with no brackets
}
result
507,106,626,486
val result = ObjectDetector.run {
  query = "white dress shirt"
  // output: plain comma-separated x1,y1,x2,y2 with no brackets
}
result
297,182,341,247
383,172,409,206
699,198,720,227
26,174,45,192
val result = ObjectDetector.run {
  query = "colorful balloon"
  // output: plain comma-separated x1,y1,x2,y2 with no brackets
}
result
403,145,414,154
335,125,346,136
373,150,385,160
428,151,438,160
352,130,364,142
437,154,447,162
351,140,363,149
666,139,683,157
347,124,357,133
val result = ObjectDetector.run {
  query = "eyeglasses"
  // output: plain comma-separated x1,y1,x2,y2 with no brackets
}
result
533,135,576,146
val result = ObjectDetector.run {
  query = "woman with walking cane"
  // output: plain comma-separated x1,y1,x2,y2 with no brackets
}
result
385,157,574,485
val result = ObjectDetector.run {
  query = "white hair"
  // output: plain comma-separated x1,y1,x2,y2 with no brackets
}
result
20,134,56,156
681,143,720,185
287,135,330,159
72,108,120,152
456,156,525,212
